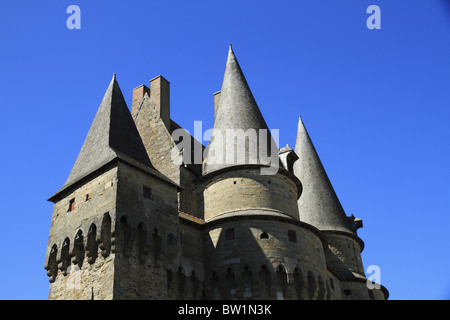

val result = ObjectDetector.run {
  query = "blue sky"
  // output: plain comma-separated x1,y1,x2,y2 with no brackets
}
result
1,0,449,300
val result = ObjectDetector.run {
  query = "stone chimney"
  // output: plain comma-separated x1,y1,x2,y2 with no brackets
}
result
131,84,150,118
150,75,171,129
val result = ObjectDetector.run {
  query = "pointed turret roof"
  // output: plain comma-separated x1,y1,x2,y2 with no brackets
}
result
294,116,355,234
49,75,175,201
203,45,277,174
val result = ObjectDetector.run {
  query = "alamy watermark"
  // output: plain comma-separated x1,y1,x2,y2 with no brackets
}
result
366,265,381,289
171,121,280,175
65,5,381,31
367,5,381,30
66,5,81,30
66,265,82,290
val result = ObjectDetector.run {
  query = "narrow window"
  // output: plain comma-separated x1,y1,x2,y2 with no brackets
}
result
119,216,130,257
307,271,316,299
86,223,98,264
60,238,71,275
190,271,200,300
260,231,269,239
100,213,112,258
288,230,297,242
211,271,220,299
318,276,325,300
152,228,162,264
85,193,90,201
225,268,236,299
242,266,253,298
276,265,287,300
177,266,186,299
68,198,75,212
143,186,152,199
72,230,84,268
259,265,271,299
293,268,304,299
225,228,235,240
137,222,147,263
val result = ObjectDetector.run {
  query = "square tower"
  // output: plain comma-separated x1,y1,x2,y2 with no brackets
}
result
45,75,180,299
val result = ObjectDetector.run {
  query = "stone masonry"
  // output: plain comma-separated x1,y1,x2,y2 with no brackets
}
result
45,45,388,300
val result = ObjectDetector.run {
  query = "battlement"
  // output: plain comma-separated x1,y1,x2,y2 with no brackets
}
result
44,212,113,282
45,47,388,300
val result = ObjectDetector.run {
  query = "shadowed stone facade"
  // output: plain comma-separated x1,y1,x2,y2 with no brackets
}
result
45,46,388,300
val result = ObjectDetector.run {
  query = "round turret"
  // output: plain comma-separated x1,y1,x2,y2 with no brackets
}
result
199,46,333,299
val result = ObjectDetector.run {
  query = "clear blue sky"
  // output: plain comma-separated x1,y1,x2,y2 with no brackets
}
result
1,0,449,300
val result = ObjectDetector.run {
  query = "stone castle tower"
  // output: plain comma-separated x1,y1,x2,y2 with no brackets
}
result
44,46,388,300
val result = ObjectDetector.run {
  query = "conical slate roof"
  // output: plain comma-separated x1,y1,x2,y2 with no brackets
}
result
49,75,165,201
294,116,355,234
203,45,277,174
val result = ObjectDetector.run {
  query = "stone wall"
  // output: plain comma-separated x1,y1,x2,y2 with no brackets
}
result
324,232,365,276
45,72,388,300
45,166,118,299
203,168,299,221
112,162,180,299
132,84,202,218
202,216,340,300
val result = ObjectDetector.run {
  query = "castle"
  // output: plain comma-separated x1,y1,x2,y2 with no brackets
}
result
44,45,388,300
